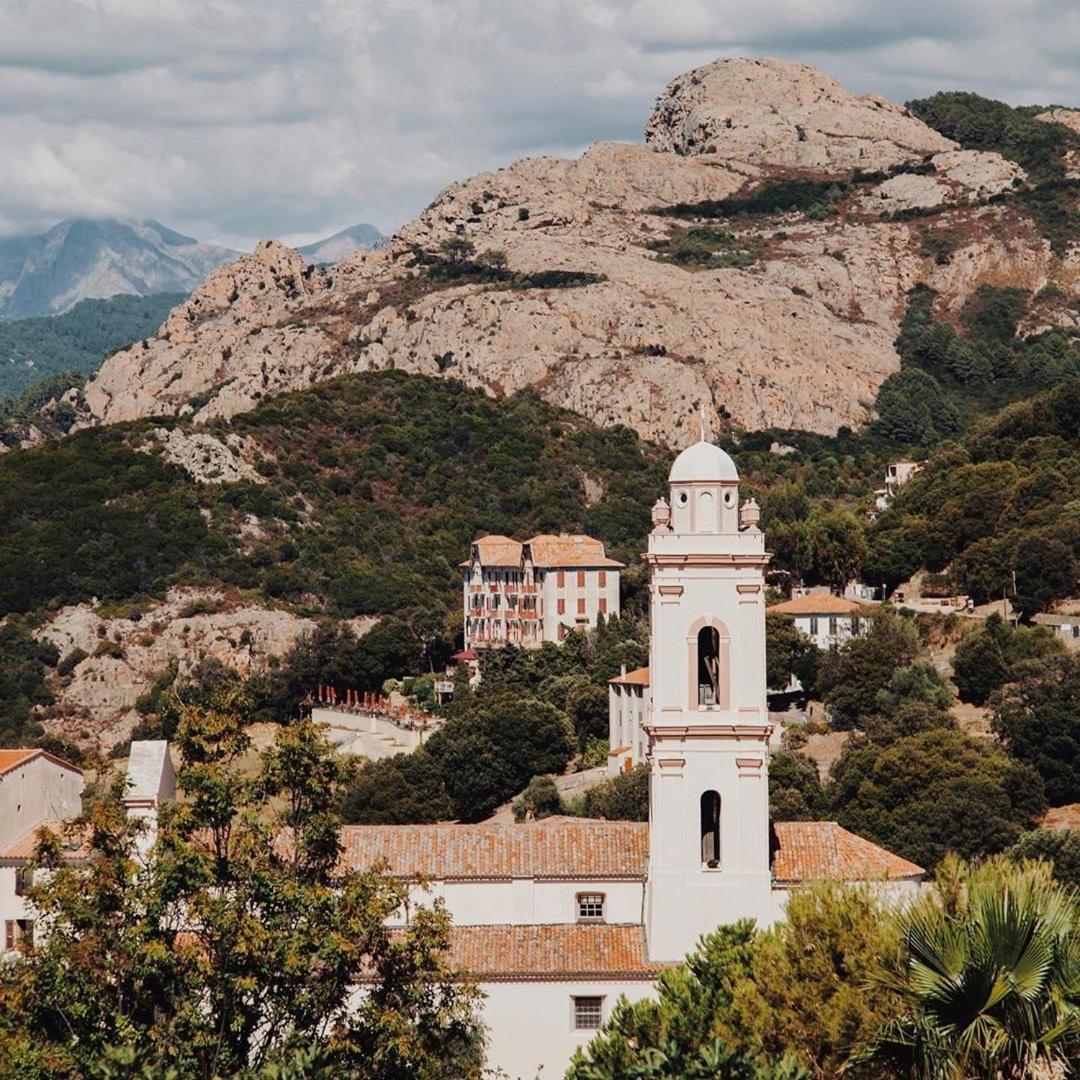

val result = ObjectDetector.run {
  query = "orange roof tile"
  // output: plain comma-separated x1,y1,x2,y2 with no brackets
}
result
772,821,924,884
467,535,523,568
0,820,91,864
767,594,867,616
525,534,623,569
609,666,650,686
340,818,649,881
447,924,662,981
0,748,81,777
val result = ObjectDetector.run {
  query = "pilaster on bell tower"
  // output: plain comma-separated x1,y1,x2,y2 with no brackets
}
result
645,437,775,961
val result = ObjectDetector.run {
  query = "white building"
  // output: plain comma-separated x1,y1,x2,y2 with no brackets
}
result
0,748,84,951
462,533,622,649
607,665,649,774
1032,612,1080,649
874,460,922,512
766,592,870,651
0,441,924,1078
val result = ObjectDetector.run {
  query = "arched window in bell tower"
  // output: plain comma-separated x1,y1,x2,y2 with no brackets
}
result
700,790,721,867
697,625,722,707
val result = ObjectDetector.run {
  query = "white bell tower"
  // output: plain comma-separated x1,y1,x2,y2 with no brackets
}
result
644,437,774,961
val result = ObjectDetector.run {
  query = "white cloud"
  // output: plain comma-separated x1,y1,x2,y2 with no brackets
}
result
0,0,1076,246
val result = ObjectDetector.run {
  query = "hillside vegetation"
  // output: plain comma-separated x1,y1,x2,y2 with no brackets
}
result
0,293,183,401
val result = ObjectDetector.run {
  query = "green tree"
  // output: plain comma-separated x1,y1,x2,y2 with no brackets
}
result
817,610,920,727
991,651,1080,805
1007,828,1080,888
873,368,959,445
808,509,868,592
873,660,952,717
571,884,899,1080
829,728,1046,869
428,696,574,822
568,763,649,821
952,614,1062,705
766,612,821,693
1012,534,1077,619
0,619,58,745
850,855,1080,1079
769,750,824,821
0,688,482,1078
511,774,564,821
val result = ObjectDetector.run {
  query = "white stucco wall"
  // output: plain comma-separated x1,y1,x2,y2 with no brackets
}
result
478,978,656,1079
0,755,83,849
791,612,861,652
397,879,644,927
608,683,647,772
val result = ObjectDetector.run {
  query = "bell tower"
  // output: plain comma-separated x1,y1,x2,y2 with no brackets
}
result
644,438,774,961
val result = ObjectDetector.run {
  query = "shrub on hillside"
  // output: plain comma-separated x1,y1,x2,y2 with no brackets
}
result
991,651,1080,806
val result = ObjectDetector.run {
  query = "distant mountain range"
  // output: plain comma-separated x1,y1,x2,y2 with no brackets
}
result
297,223,385,263
0,218,384,319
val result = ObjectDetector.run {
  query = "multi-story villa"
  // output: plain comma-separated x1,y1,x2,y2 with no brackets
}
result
462,533,622,649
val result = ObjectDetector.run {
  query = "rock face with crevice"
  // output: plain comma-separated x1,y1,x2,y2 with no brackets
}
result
72,58,1077,448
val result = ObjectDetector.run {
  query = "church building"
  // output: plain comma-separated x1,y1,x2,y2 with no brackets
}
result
346,438,924,1073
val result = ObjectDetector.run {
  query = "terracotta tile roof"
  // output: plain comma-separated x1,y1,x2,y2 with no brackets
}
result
447,924,662,981
0,748,81,777
772,821,924,884
339,818,649,880
767,594,867,616
451,648,478,662
467,535,523,568
0,820,91,864
525,534,623,569
609,666,650,686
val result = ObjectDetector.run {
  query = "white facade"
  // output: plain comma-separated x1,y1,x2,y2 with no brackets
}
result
0,751,83,850
478,978,656,1075
0,750,83,952
399,878,644,928
608,667,649,774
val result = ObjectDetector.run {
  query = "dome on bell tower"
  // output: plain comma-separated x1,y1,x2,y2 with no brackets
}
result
668,440,739,484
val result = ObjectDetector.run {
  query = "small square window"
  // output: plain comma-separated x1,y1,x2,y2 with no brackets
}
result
577,893,605,921
573,995,603,1031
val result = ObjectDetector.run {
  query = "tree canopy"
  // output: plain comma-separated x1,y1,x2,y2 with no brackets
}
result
0,689,482,1078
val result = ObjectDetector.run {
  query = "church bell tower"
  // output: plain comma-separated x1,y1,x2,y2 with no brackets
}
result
644,437,774,961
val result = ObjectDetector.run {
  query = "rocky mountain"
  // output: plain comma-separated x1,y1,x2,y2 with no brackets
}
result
68,58,1078,448
298,224,385,263
0,218,240,319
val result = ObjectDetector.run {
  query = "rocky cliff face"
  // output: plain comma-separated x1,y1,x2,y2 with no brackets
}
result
75,58,1078,448
34,587,376,750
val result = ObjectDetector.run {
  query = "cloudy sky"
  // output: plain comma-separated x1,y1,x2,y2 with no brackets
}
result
0,0,1077,248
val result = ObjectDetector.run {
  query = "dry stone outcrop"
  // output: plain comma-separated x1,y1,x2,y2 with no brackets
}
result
35,588,377,750
145,428,268,485
73,59,1076,448
1036,108,1080,177
644,57,954,169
